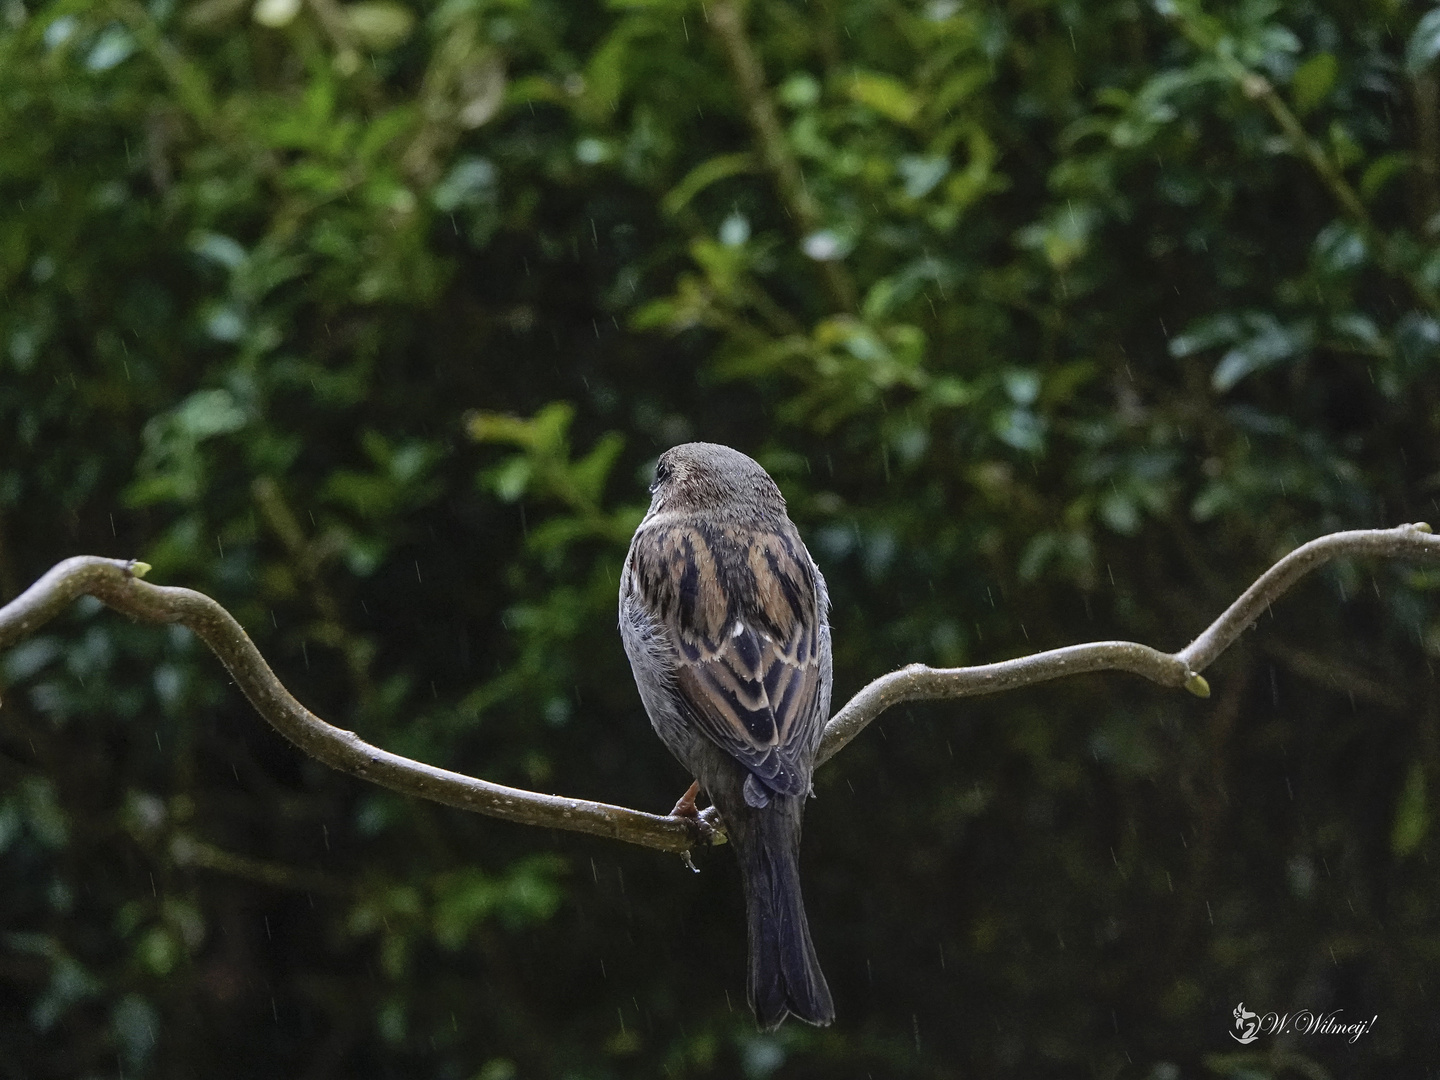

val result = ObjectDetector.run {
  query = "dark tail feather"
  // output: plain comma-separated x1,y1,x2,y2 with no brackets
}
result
735,797,834,1029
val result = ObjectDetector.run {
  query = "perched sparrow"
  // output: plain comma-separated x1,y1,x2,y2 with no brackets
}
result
619,442,834,1029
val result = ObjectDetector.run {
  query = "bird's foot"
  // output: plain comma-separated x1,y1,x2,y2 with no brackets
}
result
669,780,702,819
696,804,726,846
667,781,726,849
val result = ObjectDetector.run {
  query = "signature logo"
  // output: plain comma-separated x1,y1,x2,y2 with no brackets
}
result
1231,1002,1260,1044
1229,1004,1376,1045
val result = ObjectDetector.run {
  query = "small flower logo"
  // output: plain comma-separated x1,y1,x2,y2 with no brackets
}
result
1231,1002,1260,1045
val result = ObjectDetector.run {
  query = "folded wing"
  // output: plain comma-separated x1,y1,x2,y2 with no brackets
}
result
628,520,827,806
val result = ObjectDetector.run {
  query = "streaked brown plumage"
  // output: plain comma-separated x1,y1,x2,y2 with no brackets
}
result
619,442,834,1029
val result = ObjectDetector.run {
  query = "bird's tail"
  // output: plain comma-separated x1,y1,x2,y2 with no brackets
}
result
734,798,834,1029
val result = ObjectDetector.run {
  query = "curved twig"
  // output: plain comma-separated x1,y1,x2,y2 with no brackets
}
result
819,523,1439,763
0,557,699,853
1,524,1437,853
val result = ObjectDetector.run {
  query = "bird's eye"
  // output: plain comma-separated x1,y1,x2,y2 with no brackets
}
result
649,461,672,492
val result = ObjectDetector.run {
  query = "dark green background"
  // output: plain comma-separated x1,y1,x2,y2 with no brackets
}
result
2,0,1438,1075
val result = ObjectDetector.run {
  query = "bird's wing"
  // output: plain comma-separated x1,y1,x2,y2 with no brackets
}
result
627,518,827,801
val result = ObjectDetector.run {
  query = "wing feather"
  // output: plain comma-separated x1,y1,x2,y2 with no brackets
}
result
625,518,828,801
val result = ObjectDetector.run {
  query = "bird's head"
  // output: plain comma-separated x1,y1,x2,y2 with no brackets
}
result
647,442,787,519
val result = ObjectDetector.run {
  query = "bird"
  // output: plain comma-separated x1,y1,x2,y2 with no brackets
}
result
618,441,834,1029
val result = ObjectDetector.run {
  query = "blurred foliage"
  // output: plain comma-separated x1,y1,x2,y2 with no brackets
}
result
2,0,1440,1075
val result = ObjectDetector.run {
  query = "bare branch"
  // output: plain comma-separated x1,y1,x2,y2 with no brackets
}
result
817,640,1194,767
0,557,699,854
2,524,1437,854
1175,526,1436,672
817,523,1439,764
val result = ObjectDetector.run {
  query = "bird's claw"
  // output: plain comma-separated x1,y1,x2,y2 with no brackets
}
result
668,782,727,850
669,780,702,819
696,805,726,846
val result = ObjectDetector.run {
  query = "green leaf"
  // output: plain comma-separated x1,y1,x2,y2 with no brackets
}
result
848,72,920,124
1392,761,1429,856
993,407,1044,452
1331,312,1381,349
1290,52,1335,115
1313,221,1366,274
432,157,497,213
898,154,949,198
1210,315,1311,391
1099,489,1141,534
583,19,656,120
1015,202,1099,271
111,995,158,1071
1328,120,1362,169
188,231,247,271
137,927,178,976
568,432,624,505
1360,152,1410,200
344,3,415,50
253,0,301,27
2,637,63,682
1405,8,1440,76
170,389,248,439
778,72,821,108
85,27,135,72
1169,313,1242,358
